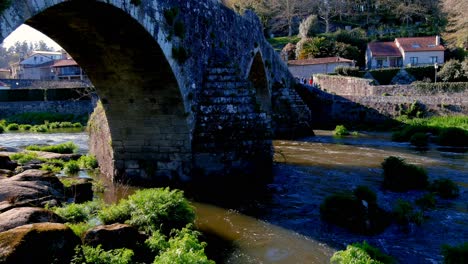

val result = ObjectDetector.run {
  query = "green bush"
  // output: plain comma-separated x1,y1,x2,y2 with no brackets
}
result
437,127,468,147
415,193,436,210
71,245,134,264
48,122,61,129
410,132,429,147
98,202,132,225
66,222,94,238
442,242,468,264
52,200,103,223
26,141,78,154
64,160,80,175
6,123,19,131
73,122,83,128
0,125,4,133
352,241,395,264
145,230,169,256
335,66,361,77
412,82,468,94
393,199,423,226
369,68,400,85
334,125,350,136
125,188,195,234
9,152,39,165
30,124,49,133
430,178,460,199
405,66,437,82
437,60,467,82
19,124,32,131
320,188,390,234
78,155,99,169
153,226,214,264
381,156,428,192
60,122,74,128
40,163,62,173
331,244,384,264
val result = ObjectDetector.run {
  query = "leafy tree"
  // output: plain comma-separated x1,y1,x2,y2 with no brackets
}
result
442,0,468,47
437,60,466,82
298,14,320,38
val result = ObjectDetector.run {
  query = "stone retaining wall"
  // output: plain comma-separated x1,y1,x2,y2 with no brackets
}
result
0,100,94,118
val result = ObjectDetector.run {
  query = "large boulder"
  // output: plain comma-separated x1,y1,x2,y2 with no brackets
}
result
0,223,80,264
0,170,65,208
0,207,64,232
83,223,146,250
64,178,93,204
0,155,16,171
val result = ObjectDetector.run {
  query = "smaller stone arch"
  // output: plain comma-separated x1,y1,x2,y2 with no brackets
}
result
247,51,272,115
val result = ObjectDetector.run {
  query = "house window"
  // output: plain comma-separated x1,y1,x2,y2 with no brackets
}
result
410,57,418,65
430,56,438,63
376,59,384,68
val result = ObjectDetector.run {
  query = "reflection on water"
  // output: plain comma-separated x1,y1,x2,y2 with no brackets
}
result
1,130,467,263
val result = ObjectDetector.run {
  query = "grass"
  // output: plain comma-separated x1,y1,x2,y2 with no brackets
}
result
64,160,80,175
9,152,39,165
267,36,300,51
26,141,78,154
78,155,98,169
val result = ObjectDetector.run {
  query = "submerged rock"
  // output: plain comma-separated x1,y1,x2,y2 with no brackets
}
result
0,223,80,264
0,155,17,171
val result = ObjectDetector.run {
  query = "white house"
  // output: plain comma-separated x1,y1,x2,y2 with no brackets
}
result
287,57,355,78
366,36,445,69
11,51,63,79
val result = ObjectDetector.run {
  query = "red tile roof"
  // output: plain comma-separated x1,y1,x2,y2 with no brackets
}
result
52,59,78,67
395,36,444,52
288,57,354,66
368,42,401,57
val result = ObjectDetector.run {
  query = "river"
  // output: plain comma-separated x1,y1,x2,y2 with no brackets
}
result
0,131,466,263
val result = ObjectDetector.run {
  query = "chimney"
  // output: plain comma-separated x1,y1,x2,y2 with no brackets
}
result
435,35,440,46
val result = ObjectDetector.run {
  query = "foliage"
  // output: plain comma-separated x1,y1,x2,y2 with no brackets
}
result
145,230,169,256
320,187,390,234
30,124,49,133
393,199,423,226
368,68,401,85
412,82,468,94
381,156,428,192
405,66,437,82
153,226,214,264
98,202,132,225
0,125,3,133
442,242,468,264
333,125,350,136
6,123,19,131
5,112,86,125
298,14,320,38
78,155,98,169
295,37,334,59
437,127,468,147
409,132,429,147
19,124,32,131
66,222,94,238
9,152,39,165
26,141,78,154
267,36,300,51
415,193,436,210
64,160,80,175
335,66,361,77
331,244,384,264
124,188,195,234
40,163,62,173
0,0,11,13
352,241,396,264
399,101,426,119
442,0,468,47
430,178,460,199
72,245,134,264
52,200,103,223
437,60,467,82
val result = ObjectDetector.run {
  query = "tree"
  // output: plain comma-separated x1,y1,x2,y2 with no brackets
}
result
298,14,320,38
295,37,335,59
442,0,468,48
437,60,466,82
316,0,337,33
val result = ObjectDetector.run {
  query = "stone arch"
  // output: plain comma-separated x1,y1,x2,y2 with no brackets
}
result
247,51,272,115
6,1,192,184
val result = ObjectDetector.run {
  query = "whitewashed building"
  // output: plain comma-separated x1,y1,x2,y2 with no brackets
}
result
287,57,355,78
366,36,445,69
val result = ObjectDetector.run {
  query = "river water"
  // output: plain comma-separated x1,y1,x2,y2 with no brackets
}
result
0,131,466,263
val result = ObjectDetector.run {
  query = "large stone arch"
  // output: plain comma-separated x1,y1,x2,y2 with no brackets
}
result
1,1,191,184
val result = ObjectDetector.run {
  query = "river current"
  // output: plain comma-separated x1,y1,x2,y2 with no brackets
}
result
0,131,466,263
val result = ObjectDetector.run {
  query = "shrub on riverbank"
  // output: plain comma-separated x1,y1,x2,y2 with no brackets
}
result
26,141,78,154
333,125,350,136
442,242,468,264
393,199,424,227
410,132,429,147
78,155,98,169
381,156,428,192
331,241,395,264
9,152,39,165
430,178,460,199
6,123,19,131
320,186,390,234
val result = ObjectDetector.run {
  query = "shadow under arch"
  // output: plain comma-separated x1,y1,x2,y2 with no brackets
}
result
23,1,191,184
247,51,272,115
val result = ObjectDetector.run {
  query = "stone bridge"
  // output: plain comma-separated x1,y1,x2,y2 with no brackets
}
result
0,0,311,186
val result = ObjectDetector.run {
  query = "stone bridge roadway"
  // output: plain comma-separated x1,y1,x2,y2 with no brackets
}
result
0,0,311,186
